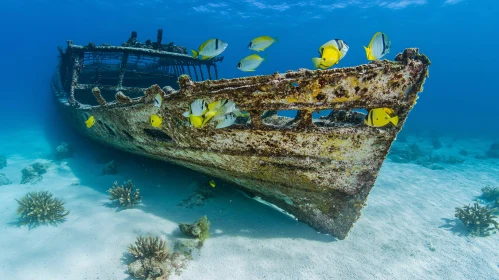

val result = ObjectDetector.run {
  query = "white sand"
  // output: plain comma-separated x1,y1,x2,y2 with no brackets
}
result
1,129,498,280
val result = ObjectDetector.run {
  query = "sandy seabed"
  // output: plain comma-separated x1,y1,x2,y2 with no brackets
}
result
0,128,498,280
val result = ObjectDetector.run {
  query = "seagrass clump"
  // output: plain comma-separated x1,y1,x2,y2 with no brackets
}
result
16,191,70,227
108,180,142,209
455,202,498,237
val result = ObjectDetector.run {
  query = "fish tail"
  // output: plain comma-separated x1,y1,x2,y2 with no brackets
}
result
191,49,199,59
390,116,399,126
273,36,279,43
311,57,321,69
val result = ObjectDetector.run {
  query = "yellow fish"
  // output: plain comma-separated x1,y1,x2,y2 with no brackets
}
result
191,39,228,60
150,114,162,127
248,36,278,52
364,32,391,61
183,99,208,128
312,46,341,69
85,116,95,128
364,108,398,127
209,180,216,188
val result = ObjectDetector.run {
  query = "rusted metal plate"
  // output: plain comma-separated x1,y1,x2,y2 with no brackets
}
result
54,48,430,239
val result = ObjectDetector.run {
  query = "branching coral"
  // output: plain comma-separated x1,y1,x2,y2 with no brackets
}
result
16,191,70,227
55,142,73,160
127,235,171,279
179,216,211,244
102,160,118,175
486,142,499,158
128,235,169,262
108,180,142,209
481,186,499,201
0,155,6,169
455,202,498,236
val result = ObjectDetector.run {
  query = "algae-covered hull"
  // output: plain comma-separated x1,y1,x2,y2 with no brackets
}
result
53,34,429,239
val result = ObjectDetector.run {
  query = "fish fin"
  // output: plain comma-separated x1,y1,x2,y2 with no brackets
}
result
191,49,199,59
363,46,373,60
390,116,399,126
311,57,321,69
273,37,279,43
182,111,190,118
201,55,212,60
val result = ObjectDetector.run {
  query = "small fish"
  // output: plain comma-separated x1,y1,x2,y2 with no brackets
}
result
364,32,391,61
320,39,349,59
191,39,228,60
85,116,95,128
312,45,341,69
150,114,163,127
237,54,264,72
209,180,216,188
202,99,230,125
153,93,162,108
248,36,278,52
364,108,398,127
183,99,209,128
213,112,237,129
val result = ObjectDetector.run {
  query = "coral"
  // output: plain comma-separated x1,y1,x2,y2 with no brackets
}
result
459,149,468,156
108,180,142,209
179,216,210,244
102,160,118,175
128,235,169,262
431,138,442,149
0,155,6,169
389,143,425,163
481,186,499,201
486,141,499,158
127,235,173,279
92,87,107,106
0,173,12,185
173,238,202,254
21,162,51,184
455,202,498,236
115,91,132,104
55,142,73,160
389,143,464,168
179,186,213,208
16,191,69,227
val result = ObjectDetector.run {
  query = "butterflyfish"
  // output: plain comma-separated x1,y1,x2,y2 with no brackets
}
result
209,180,216,188
237,54,264,72
213,112,237,129
153,93,162,108
85,116,95,128
248,36,278,52
183,99,208,128
191,39,228,60
312,46,342,69
321,39,349,59
364,108,398,127
364,32,391,61
150,114,163,127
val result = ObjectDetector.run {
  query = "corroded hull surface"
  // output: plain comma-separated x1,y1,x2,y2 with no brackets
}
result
54,47,430,239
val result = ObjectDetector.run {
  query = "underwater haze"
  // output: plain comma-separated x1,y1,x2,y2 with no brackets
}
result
1,0,499,280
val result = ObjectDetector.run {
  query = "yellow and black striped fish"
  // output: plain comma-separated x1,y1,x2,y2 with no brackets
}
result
364,108,398,127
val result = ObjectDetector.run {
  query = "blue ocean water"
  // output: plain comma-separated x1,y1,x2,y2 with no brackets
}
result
0,0,497,138
1,1,499,279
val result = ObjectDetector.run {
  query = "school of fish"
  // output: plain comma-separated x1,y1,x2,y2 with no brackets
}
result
84,32,398,130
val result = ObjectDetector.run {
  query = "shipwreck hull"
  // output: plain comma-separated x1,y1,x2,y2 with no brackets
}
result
54,37,430,239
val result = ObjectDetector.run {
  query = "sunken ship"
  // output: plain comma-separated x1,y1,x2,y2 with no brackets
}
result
53,30,430,239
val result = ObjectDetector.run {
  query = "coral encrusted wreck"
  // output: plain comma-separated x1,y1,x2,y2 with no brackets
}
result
16,191,70,227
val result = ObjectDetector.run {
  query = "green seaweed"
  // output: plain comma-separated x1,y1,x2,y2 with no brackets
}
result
16,191,69,227
179,216,211,244
108,180,142,209
455,202,498,237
